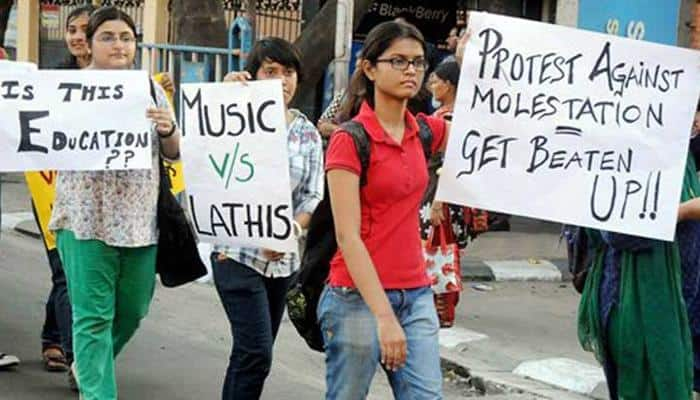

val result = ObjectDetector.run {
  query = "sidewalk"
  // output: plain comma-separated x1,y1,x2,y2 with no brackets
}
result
462,217,569,282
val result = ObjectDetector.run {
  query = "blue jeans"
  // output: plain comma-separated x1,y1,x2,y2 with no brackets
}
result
318,285,443,400
41,248,73,361
212,254,293,400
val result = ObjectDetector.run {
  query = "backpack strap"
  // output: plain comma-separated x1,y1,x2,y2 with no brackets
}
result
416,115,434,161
336,117,432,187
338,120,371,187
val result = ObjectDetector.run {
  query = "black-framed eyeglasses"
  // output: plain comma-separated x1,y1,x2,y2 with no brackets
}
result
375,57,429,71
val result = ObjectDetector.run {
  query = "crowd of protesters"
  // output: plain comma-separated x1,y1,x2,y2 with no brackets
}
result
1,5,699,400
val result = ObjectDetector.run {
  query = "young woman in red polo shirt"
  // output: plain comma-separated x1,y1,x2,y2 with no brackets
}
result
320,21,449,399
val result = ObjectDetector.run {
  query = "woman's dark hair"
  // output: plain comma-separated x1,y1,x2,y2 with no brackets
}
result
338,21,426,122
66,5,97,29
244,37,304,83
86,6,137,44
433,61,460,88
59,5,97,68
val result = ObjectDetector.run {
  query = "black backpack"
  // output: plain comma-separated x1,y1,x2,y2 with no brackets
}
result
286,117,433,352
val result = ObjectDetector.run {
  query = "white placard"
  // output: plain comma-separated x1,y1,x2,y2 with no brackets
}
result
0,60,38,72
0,69,152,172
437,12,700,241
180,80,296,253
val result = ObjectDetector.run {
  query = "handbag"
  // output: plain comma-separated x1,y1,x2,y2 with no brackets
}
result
155,155,207,287
424,222,462,294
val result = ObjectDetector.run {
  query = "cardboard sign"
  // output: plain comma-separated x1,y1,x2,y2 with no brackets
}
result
437,12,700,241
181,80,296,252
0,70,151,172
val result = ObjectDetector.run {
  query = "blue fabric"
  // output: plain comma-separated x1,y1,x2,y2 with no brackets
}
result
317,285,442,400
598,231,653,327
212,255,294,400
678,220,700,336
41,248,73,362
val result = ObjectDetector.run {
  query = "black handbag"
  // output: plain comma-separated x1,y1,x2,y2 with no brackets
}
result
155,156,207,287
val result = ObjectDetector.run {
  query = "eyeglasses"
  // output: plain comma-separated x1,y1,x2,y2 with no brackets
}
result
375,57,429,72
95,34,136,45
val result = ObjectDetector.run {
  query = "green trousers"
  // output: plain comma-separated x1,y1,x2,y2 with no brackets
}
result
57,230,157,400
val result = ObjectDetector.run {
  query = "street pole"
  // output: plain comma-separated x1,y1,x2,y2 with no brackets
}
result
333,0,353,95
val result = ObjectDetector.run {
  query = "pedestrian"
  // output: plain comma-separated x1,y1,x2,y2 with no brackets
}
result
422,60,488,328
214,37,324,400
438,27,460,65
31,5,96,382
320,21,449,399
0,44,19,373
427,61,459,121
48,6,180,400
677,117,700,398
578,150,699,398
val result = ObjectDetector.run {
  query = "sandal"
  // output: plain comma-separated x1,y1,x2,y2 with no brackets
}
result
42,345,68,372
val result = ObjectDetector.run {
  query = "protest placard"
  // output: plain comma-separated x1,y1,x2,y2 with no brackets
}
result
180,80,296,253
436,12,700,241
0,69,151,172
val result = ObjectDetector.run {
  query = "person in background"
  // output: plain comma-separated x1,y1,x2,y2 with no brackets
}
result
690,99,700,170
678,110,700,398
423,60,488,328
579,143,700,398
55,5,95,69
438,27,460,65
0,80,20,368
317,91,348,141
49,7,180,400
427,61,459,121
215,37,324,400
32,4,96,382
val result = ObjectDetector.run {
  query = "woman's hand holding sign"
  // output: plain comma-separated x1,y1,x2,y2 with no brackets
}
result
146,107,175,137
679,198,700,222
223,71,253,84
147,106,179,159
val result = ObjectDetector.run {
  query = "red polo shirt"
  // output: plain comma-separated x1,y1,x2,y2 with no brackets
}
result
325,101,446,289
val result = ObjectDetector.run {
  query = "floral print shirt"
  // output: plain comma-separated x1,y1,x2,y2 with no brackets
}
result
49,81,176,248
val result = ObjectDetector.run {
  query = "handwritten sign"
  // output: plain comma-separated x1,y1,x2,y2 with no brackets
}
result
436,12,700,241
181,80,296,252
0,69,151,172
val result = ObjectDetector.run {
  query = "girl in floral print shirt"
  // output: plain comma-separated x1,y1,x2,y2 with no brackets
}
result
48,7,180,400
